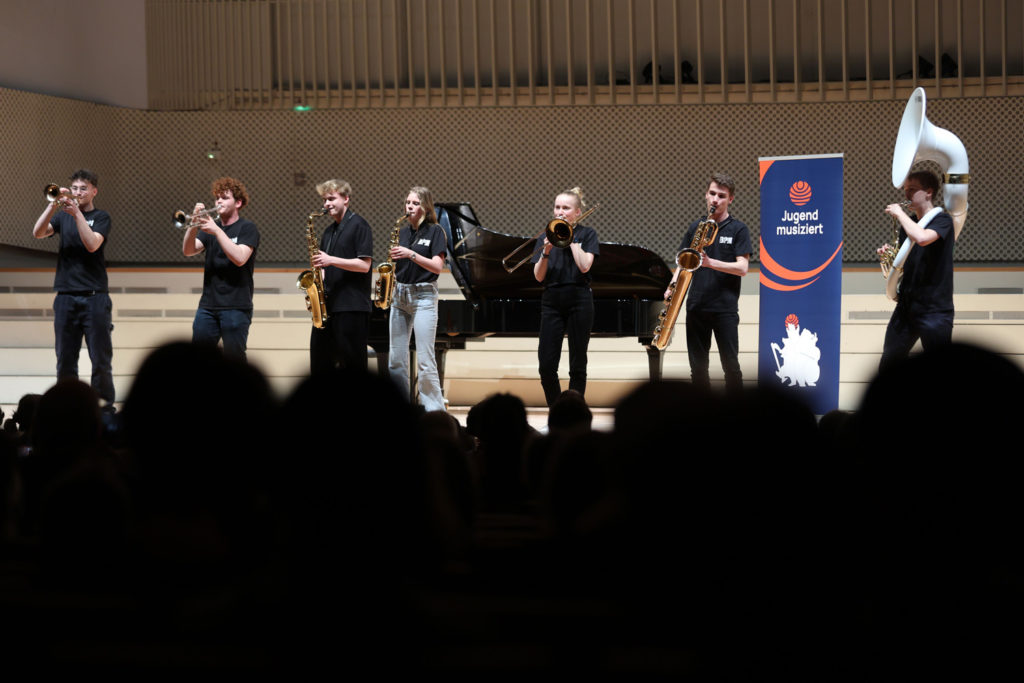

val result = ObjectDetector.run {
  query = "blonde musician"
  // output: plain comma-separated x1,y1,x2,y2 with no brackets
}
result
311,179,373,374
182,177,260,360
531,187,600,407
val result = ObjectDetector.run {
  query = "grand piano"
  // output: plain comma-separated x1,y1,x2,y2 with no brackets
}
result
367,202,674,388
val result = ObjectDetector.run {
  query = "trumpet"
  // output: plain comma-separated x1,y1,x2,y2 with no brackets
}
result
45,183,77,208
173,206,220,229
502,204,599,273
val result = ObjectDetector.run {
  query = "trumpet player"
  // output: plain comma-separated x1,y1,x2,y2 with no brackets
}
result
877,170,955,372
666,173,751,395
32,169,115,409
532,187,599,407
310,179,373,374
182,177,260,361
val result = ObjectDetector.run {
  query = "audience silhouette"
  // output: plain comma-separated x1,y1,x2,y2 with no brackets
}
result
1,340,1021,675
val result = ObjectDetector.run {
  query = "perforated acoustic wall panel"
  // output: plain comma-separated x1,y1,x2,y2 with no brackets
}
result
1,86,1019,265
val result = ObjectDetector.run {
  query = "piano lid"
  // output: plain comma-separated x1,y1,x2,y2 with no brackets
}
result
436,202,672,304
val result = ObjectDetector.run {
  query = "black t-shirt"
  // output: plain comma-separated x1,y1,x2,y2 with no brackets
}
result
197,217,260,310
530,224,600,287
898,210,954,313
49,208,111,292
395,222,447,284
321,211,374,313
680,215,752,313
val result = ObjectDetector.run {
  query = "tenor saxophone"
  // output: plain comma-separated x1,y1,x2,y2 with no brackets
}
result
373,214,407,309
651,205,720,351
297,208,329,328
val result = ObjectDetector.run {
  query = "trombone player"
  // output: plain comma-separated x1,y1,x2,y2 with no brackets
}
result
32,169,115,410
877,170,955,372
531,187,600,406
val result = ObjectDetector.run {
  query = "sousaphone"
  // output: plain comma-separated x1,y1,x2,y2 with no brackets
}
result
885,87,969,301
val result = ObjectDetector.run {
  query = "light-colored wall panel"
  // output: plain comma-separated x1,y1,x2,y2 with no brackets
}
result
2,86,1020,270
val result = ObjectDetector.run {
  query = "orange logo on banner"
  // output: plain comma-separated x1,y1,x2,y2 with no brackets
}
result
789,181,812,206
759,238,843,292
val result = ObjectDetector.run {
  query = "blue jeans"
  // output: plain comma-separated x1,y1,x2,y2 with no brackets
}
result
388,282,445,411
54,292,115,404
192,308,253,360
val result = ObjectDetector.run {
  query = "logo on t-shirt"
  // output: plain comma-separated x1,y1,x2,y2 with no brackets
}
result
87,219,95,227
720,235,733,244
417,238,431,246
232,237,239,244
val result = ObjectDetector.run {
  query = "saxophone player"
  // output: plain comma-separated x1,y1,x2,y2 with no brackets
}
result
388,186,448,412
665,173,752,395
310,179,374,374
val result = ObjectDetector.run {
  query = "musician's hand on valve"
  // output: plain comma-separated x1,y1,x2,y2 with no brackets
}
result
884,203,906,218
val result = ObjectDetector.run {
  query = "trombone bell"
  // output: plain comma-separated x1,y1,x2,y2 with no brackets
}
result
501,204,599,273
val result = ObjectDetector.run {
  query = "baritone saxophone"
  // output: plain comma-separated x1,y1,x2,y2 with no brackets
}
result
651,205,720,351
297,208,329,328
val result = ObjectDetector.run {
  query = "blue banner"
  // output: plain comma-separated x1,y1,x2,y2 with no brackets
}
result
757,154,843,414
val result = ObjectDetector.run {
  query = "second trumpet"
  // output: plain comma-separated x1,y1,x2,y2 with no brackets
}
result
173,206,220,229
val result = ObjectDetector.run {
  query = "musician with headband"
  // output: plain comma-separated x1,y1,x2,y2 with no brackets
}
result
531,186,600,407
877,170,955,372
310,179,373,373
32,168,115,409
182,177,260,361
668,172,751,396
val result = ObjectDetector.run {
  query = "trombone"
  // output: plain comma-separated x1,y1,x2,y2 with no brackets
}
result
173,206,220,229
502,204,599,273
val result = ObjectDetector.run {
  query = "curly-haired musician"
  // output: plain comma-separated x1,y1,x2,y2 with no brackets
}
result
32,168,115,409
310,179,373,373
531,187,600,407
182,177,260,361
878,170,955,372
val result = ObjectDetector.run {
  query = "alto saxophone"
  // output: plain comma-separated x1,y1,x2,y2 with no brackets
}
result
297,208,329,328
373,214,407,309
651,205,720,351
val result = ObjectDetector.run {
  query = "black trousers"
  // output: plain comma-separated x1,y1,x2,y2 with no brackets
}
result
54,292,115,404
310,310,369,374
538,285,594,406
879,305,953,374
686,309,743,395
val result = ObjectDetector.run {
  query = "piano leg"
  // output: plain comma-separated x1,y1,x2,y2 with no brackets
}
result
369,342,391,380
644,343,664,381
